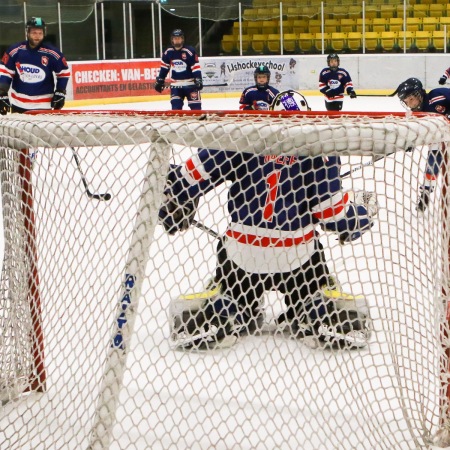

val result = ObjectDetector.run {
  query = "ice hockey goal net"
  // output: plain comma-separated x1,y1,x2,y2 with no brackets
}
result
0,110,450,450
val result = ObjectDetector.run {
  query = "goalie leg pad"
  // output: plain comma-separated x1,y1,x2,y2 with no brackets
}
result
169,283,255,351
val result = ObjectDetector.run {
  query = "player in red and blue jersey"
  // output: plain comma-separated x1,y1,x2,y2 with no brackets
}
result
160,91,376,351
239,65,279,111
154,29,203,110
397,77,450,211
319,54,357,111
0,17,70,115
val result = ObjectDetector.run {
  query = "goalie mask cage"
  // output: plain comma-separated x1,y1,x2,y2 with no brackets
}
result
0,110,449,450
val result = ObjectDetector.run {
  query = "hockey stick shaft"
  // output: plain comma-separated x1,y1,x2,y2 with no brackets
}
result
192,219,222,240
357,89,398,98
71,148,111,201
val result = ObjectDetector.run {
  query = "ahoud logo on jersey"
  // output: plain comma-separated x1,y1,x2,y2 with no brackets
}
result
15,63,46,83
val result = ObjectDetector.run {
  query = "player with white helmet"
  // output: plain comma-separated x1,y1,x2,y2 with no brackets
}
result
159,90,375,351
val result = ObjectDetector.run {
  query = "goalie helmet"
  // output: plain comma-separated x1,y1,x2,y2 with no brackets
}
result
26,17,46,35
327,53,340,71
270,90,311,111
254,65,271,89
396,77,425,111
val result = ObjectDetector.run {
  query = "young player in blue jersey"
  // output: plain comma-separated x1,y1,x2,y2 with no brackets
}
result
0,17,70,115
239,65,279,110
438,67,450,85
159,90,376,351
318,53,357,111
154,29,203,110
396,77,450,211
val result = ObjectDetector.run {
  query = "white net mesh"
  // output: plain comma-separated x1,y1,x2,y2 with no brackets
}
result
0,110,449,450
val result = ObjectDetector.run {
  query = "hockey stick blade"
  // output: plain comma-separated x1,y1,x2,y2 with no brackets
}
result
71,149,112,201
357,89,399,98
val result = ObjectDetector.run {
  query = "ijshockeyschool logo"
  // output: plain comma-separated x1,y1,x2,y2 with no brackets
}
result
226,60,286,73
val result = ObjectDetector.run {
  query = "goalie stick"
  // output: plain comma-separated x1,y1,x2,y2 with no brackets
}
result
71,148,112,201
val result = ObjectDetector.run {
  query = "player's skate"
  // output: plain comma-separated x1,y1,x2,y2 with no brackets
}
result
169,280,263,351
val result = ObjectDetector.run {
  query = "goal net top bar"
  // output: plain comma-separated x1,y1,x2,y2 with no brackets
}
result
0,110,448,156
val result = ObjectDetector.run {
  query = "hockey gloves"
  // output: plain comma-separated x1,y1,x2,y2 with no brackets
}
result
439,76,447,86
416,186,433,213
51,91,66,110
324,90,334,99
0,93,10,115
159,194,199,235
194,78,203,91
155,77,165,93
349,90,357,99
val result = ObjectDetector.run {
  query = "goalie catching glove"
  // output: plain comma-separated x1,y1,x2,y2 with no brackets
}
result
158,193,199,235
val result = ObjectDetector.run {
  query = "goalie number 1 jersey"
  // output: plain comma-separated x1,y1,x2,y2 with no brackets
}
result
167,149,362,274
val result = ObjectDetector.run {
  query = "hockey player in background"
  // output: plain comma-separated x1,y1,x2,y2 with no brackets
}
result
396,77,450,212
154,29,203,110
0,17,70,115
438,67,450,85
319,53,357,111
159,90,376,351
239,65,279,110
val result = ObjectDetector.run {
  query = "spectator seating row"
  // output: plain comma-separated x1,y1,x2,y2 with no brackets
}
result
221,30,450,54
252,0,449,6
232,17,450,36
243,3,450,21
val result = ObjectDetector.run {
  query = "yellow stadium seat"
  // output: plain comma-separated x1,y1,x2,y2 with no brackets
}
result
283,33,298,53
380,31,397,52
330,33,346,52
372,18,388,33
340,19,356,33
395,4,411,19
364,6,379,20
257,8,280,20
397,31,414,52
380,5,396,19
388,18,404,33
324,19,340,34
347,32,362,52
406,18,422,32
314,32,331,52
431,31,446,51
247,21,262,35
330,5,349,19
237,35,252,54
356,19,373,33
266,34,281,53
292,19,308,34
252,0,268,7
221,35,236,54
308,19,322,34
422,18,439,33
298,32,315,52
243,9,259,21
429,4,445,19
348,6,362,18
412,5,429,18
251,34,267,53
414,31,431,51
364,32,380,52
262,20,278,34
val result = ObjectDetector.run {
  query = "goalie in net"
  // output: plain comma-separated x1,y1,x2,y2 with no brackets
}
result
159,90,378,351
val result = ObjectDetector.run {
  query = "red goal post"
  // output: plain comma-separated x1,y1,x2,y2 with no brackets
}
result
0,110,450,450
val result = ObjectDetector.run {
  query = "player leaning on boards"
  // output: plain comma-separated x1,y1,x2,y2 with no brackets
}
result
319,53,357,112
159,90,376,352
0,17,70,115
154,29,203,110
438,67,450,85
397,77,450,212
239,65,279,111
